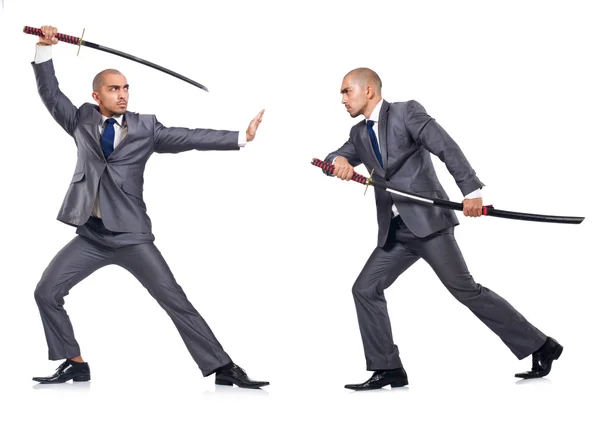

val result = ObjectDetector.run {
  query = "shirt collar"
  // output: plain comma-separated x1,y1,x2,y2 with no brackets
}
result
101,114,124,127
364,99,383,123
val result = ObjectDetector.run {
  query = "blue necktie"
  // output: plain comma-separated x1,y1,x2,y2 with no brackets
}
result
101,118,117,159
366,119,383,167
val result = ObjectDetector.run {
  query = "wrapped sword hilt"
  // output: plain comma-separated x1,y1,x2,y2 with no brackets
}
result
23,26,81,45
311,158,371,185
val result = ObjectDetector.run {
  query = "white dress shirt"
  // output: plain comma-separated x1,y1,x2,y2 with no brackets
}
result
35,45,248,217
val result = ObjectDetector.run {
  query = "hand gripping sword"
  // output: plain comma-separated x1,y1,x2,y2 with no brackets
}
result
311,158,584,224
23,26,208,91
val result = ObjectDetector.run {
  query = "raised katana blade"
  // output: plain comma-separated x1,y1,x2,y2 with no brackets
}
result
312,158,585,225
23,26,208,92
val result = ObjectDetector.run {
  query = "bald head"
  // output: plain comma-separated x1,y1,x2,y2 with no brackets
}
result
344,68,382,96
92,69,124,92
340,68,382,118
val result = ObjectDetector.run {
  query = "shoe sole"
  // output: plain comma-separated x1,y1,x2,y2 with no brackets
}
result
345,379,409,390
215,378,269,389
33,375,91,384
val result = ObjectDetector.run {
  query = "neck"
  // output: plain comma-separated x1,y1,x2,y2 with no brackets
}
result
363,97,382,119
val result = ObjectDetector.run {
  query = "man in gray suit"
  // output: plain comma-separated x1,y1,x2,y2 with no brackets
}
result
31,26,268,388
325,68,563,390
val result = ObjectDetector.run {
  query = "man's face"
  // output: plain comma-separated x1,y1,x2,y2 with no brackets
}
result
340,75,367,118
92,73,129,117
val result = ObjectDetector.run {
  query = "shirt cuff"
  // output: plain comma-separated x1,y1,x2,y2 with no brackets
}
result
238,131,247,148
35,45,53,64
464,188,482,199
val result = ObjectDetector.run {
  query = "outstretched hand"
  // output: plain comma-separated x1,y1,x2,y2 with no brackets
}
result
37,25,59,46
245,109,264,142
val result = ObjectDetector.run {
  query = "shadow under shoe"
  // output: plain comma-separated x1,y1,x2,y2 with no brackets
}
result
515,337,563,379
215,363,269,389
32,359,91,384
345,368,409,390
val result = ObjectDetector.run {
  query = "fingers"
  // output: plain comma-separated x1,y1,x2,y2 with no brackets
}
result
245,109,266,143
38,25,59,45
463,200,483,217
344,166,355,180
42,26,58,39
250,109,264,129
252,109,264,131
463,202,474,217
333,164,355,181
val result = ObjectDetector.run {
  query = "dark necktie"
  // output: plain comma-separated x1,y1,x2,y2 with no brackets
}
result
101,118,117,158
366,119,383,167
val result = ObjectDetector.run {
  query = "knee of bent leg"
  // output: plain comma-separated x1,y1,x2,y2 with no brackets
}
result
34,278,63,306
146,279,189,308
352,276,381,299
446,276,486,303
34,281,53,305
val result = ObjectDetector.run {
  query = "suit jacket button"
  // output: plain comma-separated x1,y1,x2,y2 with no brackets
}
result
386,177,391,181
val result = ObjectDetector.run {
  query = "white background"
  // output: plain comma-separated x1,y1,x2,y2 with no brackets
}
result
0,0,598,430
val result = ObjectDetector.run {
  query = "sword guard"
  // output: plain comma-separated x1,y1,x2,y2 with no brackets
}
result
482,204,495,216
77,28,85,56
363,168,375,196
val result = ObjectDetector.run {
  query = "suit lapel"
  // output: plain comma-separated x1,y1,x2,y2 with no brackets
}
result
81,106,104,160
109,111,137,159
378,100,390,173
361,100,389,176
360,123,384,176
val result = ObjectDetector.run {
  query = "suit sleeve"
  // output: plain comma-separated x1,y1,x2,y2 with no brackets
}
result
32,60,79,137
322,139,362,175
153,118,240,154
404,100,484,195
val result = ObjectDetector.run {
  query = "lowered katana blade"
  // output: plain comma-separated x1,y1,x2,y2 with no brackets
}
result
312,158,584,225
23,26,208,91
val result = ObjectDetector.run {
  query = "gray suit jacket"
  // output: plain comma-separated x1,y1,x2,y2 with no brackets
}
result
326,100,484,246
33,60,239,233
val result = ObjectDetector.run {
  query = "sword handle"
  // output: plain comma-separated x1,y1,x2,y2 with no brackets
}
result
311,158,370,185
23,26,81,46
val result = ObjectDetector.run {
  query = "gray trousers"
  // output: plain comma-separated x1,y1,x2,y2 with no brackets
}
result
34,218,231,376
353,217,547,371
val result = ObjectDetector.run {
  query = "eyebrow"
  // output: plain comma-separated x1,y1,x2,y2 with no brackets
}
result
107,84,130,90
340,87,350,94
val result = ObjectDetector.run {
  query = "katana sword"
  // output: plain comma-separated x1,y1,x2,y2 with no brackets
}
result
23,26,208,91
312,158,585,225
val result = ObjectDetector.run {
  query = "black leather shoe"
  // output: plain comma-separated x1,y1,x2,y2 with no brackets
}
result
32,359,91,384
345,368,408,390
515,337,563,379
215,363,269,389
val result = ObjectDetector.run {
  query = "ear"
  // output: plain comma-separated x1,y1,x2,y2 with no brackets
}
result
366,85,375,99
91,92,101,104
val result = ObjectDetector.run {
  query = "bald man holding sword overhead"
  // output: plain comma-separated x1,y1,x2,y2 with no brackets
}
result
28,25,268,389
